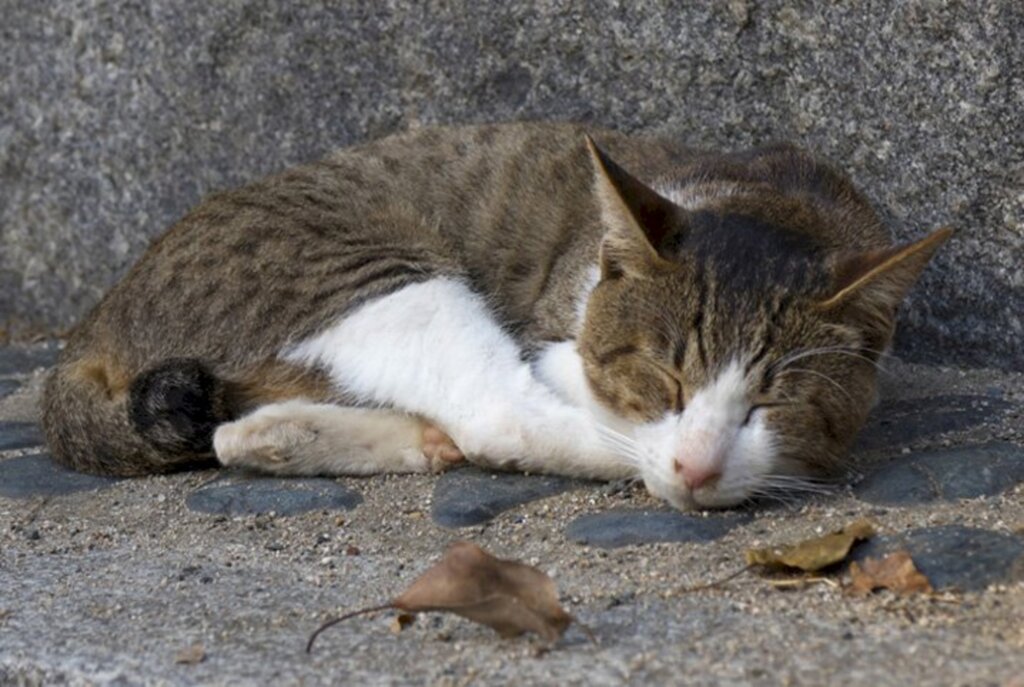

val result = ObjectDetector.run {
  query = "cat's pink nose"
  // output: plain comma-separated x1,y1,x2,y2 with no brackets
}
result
673,459,721,490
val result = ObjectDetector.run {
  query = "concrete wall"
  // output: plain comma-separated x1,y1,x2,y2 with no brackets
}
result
2,1,1021,369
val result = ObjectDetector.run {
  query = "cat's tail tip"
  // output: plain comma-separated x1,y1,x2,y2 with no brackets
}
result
128,358,233,457
43,356,231,476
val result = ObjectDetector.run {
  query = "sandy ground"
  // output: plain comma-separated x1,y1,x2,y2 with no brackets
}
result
0,350,1022,686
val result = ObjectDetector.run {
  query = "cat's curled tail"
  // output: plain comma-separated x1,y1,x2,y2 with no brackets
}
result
43,357,234,476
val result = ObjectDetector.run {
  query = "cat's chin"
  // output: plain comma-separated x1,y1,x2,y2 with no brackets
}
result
642,474,752,511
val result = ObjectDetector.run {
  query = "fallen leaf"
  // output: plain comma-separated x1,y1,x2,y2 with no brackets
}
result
307,541,581,652
746,519,875,572
848,550,933,596
388,613,416,634
174,644,206,665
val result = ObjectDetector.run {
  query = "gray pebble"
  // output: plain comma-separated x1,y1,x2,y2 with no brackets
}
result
850,525,1024,592
566,509,753,549
855,442,1024,505
0,379,21,400
0,345,60,376
0,453,121,498
0,422,45,451
855,395,1013,454
186,475,362,516
431,466,587,528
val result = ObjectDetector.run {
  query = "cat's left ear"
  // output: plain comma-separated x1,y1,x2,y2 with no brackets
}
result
586,136,683,279
817,227,953,315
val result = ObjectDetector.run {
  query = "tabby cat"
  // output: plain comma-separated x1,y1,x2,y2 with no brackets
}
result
42,122,950,510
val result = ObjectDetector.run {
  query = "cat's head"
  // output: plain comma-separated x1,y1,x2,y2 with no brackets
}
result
578,138,951,510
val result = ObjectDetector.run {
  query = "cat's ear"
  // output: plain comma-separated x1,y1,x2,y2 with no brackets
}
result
586,136,682,279
817,227,953,316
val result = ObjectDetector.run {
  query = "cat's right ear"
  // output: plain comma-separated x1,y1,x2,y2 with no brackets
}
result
586,136,682,279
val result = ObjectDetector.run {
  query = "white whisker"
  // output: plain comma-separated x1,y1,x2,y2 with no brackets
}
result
778,367,854,402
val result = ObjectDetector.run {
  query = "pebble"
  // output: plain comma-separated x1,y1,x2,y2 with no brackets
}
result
0,453,121,498
431,466,587,528
854,394,1012,453
850,525,1024,591
0,379,21,400
0,344,60,375
855,442,1024,505
565,509,753,548
186,475,362,516
0,421,45,451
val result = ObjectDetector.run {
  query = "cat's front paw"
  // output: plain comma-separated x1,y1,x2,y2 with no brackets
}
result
213,416,318,471
421,424,464,472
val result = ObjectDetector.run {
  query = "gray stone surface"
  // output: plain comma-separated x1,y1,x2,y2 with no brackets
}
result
0,344,60,376
0,422,44,451
2,2,1023,369
186,475,362,516
851,525,1024,592
566,509,752,548
0,379,20,400
0,453,120,498
855,394,1014,453
432,466,585,528
855,442,1024,505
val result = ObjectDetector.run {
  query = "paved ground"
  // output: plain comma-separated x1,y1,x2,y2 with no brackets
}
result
1,342,1022,686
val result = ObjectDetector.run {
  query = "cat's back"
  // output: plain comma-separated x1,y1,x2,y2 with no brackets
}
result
65,123,886,369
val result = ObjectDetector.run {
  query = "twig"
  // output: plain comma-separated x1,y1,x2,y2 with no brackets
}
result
306,604,396,653
673,564,754,595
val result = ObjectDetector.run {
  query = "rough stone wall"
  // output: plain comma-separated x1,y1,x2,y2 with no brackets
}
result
2,1,1021,369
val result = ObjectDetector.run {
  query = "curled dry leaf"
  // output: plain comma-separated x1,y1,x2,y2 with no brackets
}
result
746,519,876,572
307,541,580,652
848,550,933,596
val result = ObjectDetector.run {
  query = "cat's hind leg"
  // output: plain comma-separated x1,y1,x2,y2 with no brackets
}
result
213,400,463,476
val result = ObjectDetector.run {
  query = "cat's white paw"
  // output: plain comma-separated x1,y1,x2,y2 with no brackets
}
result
213,416,318,470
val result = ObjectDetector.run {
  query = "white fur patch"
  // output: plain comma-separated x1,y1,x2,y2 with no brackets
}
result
656,181,742,211
634,360,776,509
573,265,601,328
283,278,633,480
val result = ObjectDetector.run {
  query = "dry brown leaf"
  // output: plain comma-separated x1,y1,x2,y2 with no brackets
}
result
746,519,875,572
307,541,579,651
848,550,933,596
174,644,206,665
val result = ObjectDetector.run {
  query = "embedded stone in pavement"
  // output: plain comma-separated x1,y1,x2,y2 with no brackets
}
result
854,394,1013,453
0,379,20,399
0,344,60,375
566,509,753,548
855,442,1024,505
431,466,587,528
0,422,45,451
850,525,1024,592
0,453,121,498
186,476,362,516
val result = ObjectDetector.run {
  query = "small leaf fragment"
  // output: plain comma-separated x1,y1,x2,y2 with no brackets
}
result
174,644,206,665
746,519,875,572
389,613,416,634
848,550,933,596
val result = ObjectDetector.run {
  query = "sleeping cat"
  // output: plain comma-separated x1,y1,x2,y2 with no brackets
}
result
42,122,950,510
